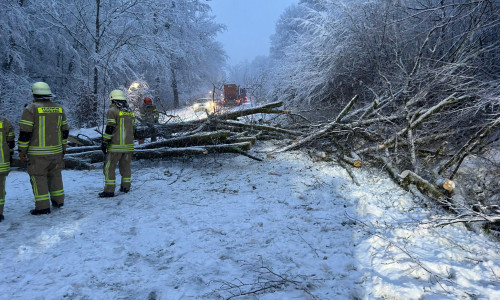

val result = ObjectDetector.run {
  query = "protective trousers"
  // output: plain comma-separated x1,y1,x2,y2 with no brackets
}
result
27,156,65,210
147,124,157,142
0,175,6,215
103,152,132,193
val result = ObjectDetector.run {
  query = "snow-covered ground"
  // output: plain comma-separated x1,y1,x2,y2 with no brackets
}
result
1,141,499,299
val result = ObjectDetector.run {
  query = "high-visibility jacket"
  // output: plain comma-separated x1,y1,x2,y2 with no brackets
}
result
103,104,136,153
18,100,69,157
140,104,159,124
0,117,15,174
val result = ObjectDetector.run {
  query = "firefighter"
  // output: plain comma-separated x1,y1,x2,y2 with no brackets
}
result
99,89,136,197
139,97,159,143
18,82,69,215
0,116,15,222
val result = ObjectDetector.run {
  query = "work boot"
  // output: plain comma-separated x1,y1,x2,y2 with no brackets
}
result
0,214,4,222
119,186,129,193
51,201,64,208
30,208,51,215
98,191,114,198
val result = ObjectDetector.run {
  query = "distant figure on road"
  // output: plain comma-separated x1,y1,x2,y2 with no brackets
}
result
139,97,159,143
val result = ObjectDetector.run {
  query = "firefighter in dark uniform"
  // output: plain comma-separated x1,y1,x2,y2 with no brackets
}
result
0,116,15,222
139,97,159,143
18,82,69,215
99,89,136,198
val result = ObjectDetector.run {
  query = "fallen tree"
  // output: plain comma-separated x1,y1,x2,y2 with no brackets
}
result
10,154,95,170
254,93,499,230
63,102,293,166
63,95,500,233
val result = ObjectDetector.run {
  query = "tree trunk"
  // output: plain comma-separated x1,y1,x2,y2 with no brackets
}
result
136,130,232,149
341,152,362,168
171,67,179,108
91,0,101,126
399,170,445,200
11,156,95,170
216,101,284,120
133,142,253,160
218,120,301,136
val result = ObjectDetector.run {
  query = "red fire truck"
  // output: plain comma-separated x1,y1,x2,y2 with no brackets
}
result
221,84,247,106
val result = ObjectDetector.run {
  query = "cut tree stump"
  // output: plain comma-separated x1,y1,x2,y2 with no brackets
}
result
436,178,455,192
342,152,362,168
399,170,444,199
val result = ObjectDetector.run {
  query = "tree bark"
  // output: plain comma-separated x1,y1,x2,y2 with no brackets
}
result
136,130,232,149
216,101,284,120
218,120,302,136
68,135,97,146
11,156,95,170
341,152,362,168
171,67,179,108
66,150,104,164
399,170,445,200
133,142,253,160
66,141,254,163
66,145,100,154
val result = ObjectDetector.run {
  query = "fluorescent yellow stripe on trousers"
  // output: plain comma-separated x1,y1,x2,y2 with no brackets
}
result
50,190,64,197
0,129,4,164
104,160,115,186
30,176,49,201
31,176,38,196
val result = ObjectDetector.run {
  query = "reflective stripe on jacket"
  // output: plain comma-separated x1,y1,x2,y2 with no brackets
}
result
140,104,159,124
104,104,136,153
0,117,15,174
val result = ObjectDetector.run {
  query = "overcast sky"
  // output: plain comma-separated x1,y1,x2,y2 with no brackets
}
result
208,0,298,66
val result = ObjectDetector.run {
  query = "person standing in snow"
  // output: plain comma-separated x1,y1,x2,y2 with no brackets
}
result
139,97,159,143
99,89,136,198
0,115,15,222
18,82,69,215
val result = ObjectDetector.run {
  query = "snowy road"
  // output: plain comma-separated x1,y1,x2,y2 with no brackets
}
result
1,141,499,299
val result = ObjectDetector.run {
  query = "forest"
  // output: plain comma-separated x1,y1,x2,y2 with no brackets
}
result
238,0,500,229
1,1,500,226
0,0,226,127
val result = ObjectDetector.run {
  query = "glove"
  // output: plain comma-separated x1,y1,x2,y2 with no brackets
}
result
101,143,108,155
19,152,28,162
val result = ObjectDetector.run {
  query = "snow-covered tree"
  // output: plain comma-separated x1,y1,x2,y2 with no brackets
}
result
0,0,225,127
0,1,34,123
269,0,500,122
